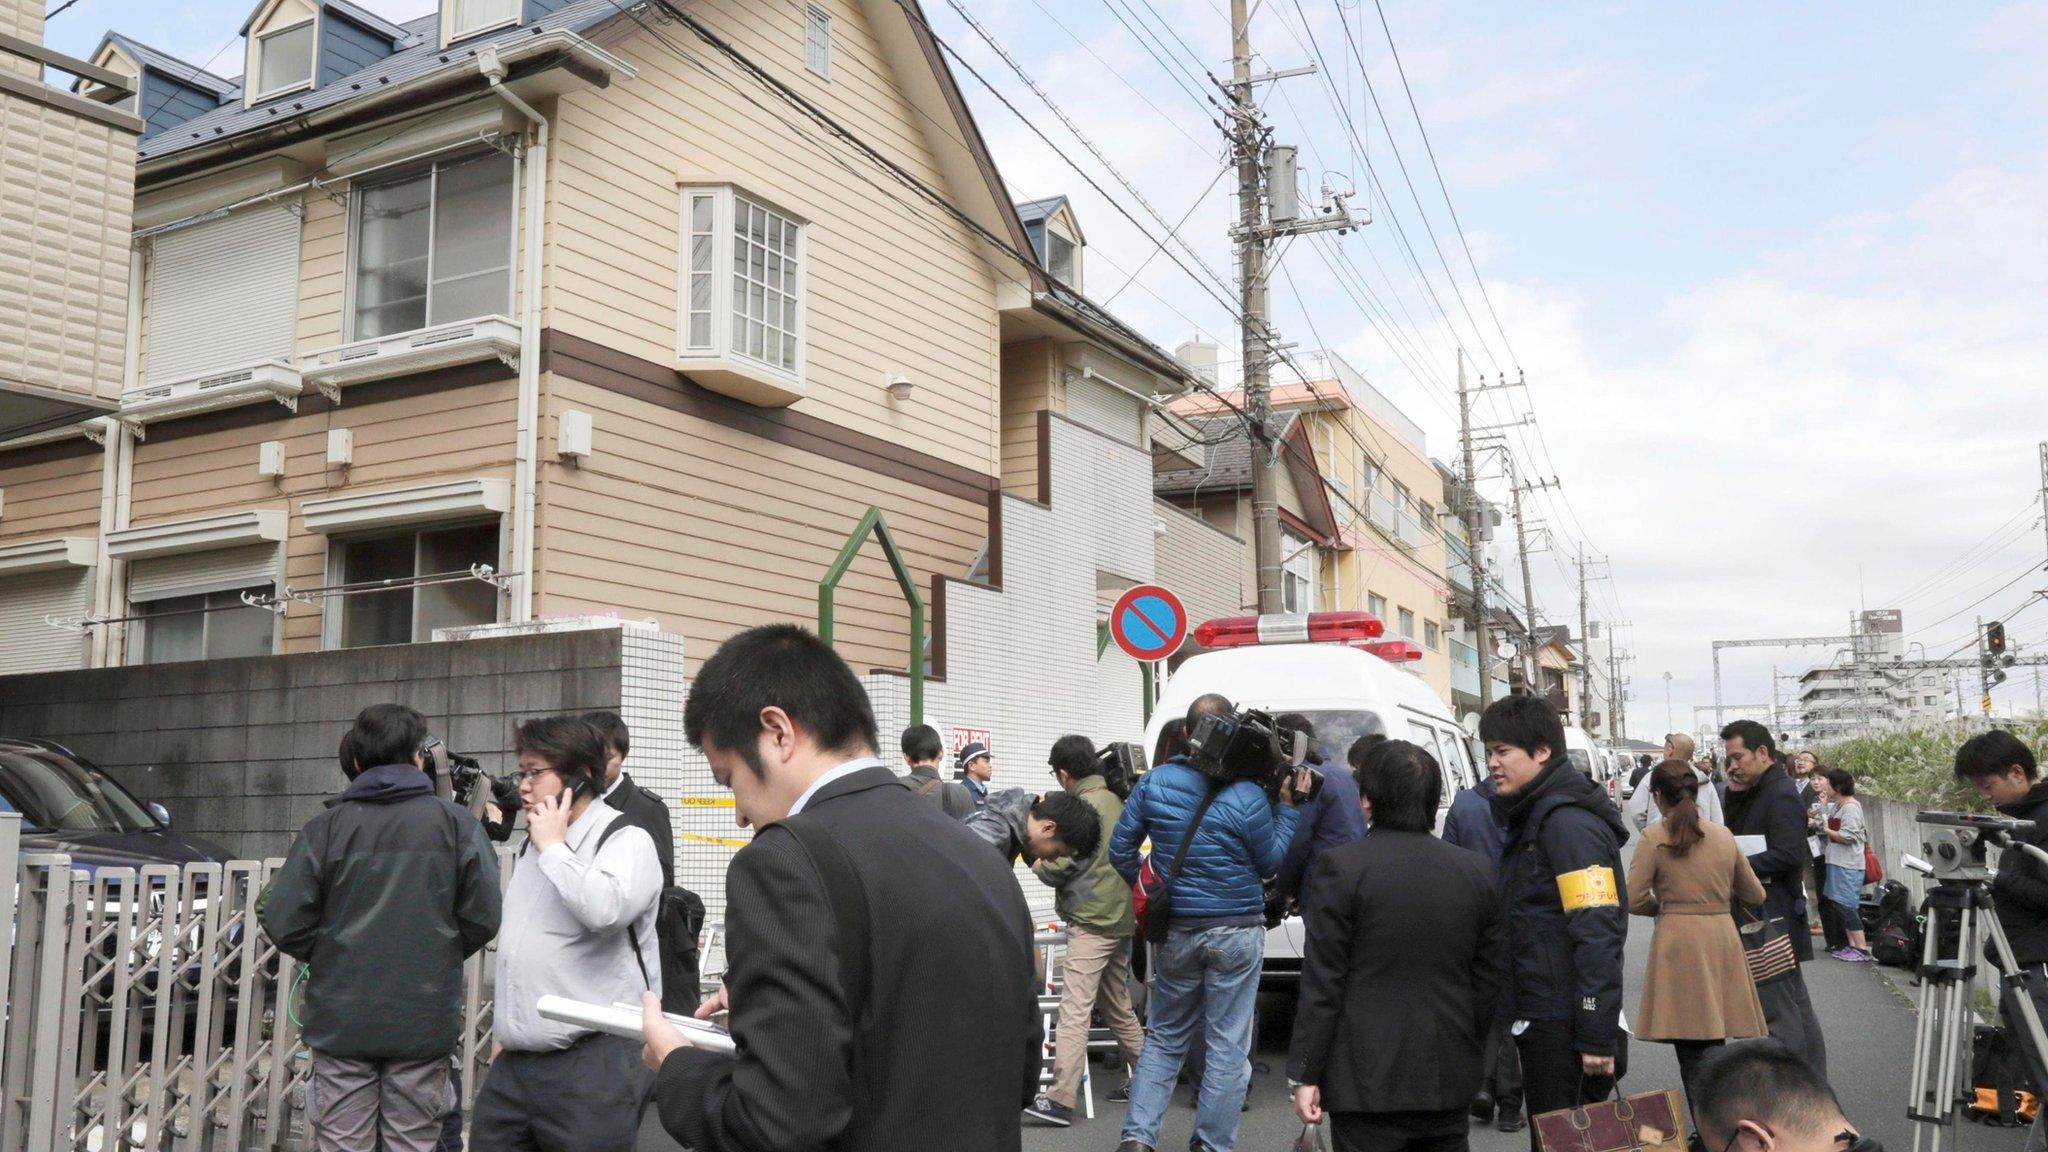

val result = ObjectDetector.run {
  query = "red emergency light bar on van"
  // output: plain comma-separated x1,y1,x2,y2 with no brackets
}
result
1356,639,1424,663
1192,611,1386,649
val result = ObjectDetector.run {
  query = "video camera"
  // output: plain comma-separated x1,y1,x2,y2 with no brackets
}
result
1914,811,2040,883
1186,707,1322,801
1095,742,1144,800
422,737,517,813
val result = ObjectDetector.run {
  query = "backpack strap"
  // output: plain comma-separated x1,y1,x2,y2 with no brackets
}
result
777,815,872,1022
1160,783,1225,889
595,814,653,991
917,776,943,797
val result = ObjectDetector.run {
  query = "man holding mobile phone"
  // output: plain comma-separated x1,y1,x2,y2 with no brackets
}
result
471,715,664,1152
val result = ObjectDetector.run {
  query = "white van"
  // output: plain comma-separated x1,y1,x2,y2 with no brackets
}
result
1140,612,1479,984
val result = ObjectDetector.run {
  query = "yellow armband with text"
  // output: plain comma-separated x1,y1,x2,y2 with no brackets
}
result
1556,865,1619,911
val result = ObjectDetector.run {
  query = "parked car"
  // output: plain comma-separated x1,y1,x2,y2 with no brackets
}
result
1,737,231,871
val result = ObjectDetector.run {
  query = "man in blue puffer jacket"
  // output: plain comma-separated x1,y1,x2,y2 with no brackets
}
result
1110,694,1304,1152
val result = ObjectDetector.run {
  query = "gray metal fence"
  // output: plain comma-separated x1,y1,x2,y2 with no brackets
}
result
0,814,512,1152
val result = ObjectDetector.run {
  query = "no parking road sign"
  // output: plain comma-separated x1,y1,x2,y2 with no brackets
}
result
1109,584,1188,663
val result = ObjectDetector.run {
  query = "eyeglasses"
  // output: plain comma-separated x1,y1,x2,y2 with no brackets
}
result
513,767,560,786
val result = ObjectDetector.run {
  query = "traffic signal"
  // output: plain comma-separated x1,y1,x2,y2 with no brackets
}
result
1989,621,2008,658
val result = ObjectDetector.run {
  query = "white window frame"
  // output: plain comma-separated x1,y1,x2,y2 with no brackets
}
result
1367,592,1387,619
1424,619,1441,651
676,184,809,390
136,586,281,665
1045,227,1077,286
320,518,507,650
342,149,520,342
447,0,521,41
804,4,832,78
253,16,317,100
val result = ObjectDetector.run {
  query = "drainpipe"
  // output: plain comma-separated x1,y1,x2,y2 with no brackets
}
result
480,46,544,624
92,247,146,666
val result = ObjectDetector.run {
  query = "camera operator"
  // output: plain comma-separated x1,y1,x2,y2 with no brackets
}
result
259,705,502,1152
472,715,663,1152
1272,714,1368,919
1024,735,1147,1127
1108,693,1305,1152
1955,731,2048,961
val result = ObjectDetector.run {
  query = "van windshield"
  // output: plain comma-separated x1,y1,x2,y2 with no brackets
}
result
1566,750,1594,776
1281,711,1389,771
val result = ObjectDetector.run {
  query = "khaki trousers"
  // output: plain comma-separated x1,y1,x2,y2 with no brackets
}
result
1049,927,1145,1109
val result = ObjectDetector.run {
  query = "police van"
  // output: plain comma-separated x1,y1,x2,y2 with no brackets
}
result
1141,611,1480,984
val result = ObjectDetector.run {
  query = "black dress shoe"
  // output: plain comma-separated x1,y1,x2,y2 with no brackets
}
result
1116,1142,1155,1152
1497,1105,1527,1133
1470,1093,1497,1122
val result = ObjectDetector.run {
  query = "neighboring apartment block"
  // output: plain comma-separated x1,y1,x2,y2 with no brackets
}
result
1163,349,1454,707
0,0,1197,709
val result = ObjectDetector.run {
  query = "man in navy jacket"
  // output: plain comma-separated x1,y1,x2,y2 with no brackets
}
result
1109,694,1303,1152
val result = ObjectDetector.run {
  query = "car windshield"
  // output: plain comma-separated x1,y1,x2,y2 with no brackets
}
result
1566,749,1594,776
0,749,157,833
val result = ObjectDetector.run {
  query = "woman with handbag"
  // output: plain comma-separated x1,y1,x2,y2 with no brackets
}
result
1626,760,1768,1111
1817,769,1875,962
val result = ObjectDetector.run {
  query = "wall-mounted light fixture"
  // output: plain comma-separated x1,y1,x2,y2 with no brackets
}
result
883,372,913,402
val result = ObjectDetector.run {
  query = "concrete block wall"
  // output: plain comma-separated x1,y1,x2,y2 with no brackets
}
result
0,629,627,858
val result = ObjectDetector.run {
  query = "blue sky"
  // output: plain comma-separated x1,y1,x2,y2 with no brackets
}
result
53,0,2048,737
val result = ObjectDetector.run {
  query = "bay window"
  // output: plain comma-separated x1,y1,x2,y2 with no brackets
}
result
679,185,807,404
349,151,515,340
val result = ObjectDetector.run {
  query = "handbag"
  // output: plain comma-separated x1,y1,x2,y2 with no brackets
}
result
1137,784,1224,945
1292,1121,1330,1151
1865,843,1884,886
1737,905,1799,986
1533,1087,1688,1152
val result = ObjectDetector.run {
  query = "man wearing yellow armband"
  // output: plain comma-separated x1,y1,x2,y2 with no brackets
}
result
1480,695,1631,1151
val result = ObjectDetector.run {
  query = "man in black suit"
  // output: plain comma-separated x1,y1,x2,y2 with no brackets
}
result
1291,739,1504,1152
585,710,675,886
1721,720,1827,1080
640,624,1040,1152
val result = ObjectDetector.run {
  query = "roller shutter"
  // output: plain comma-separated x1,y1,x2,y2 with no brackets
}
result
1065,371,1143,446
127,543,281,603
0,568,92,674
144,204,301,385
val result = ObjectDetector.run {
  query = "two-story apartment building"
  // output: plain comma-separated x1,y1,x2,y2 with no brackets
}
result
0,0,1199,705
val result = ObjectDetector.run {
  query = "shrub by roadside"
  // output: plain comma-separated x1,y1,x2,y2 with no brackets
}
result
1820,719,2048,808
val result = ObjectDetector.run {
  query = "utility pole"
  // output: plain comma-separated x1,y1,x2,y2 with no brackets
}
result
1577,543,1592,730
1608,644,1624,741
1225,4,1362,613
1458,351,1491,706
1509,461,1556,692
2039,440,2047,565
1977,616,1992,719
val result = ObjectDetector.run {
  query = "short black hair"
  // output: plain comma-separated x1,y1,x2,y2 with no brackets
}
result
1153,718,1188,766
1824,768,1855,797
1360,740,1441,832
902,724,945,764
685,624,879,776
1479,694,1564,767
1721,719,1774,757
514,715,606,788
1049,734,1097,781
1032,790,1102,860
582,710,630,759
338,729,362,778
1691,1040,1846,1148
1956,729,2039,783
1347,733,1389,772
1186,693,1232,730
349,703,427,772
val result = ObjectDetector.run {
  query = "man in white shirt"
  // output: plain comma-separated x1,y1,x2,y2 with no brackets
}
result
1629,732,1723,832
471,715,662,1152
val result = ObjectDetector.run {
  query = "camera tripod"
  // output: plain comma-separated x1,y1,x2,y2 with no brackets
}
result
1907,878,2048,1152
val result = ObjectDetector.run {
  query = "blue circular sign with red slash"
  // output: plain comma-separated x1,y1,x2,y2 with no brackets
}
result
1109,584,1188,663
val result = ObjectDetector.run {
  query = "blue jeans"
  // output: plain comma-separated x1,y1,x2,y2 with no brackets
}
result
1121,924,1264,1152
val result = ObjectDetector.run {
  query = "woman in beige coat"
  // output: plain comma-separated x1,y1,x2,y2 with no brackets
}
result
1627,759,1768,1109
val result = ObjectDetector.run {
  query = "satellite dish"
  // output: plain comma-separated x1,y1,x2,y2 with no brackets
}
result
1494,639,1518,662
1461,711,1481,737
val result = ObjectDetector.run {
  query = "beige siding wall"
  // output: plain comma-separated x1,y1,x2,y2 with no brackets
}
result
535,375,984,676
547,0,1001,471
0,93,133,404
0,0,42,81
0,449,103,544
126,376,518,651
998,339,1059,498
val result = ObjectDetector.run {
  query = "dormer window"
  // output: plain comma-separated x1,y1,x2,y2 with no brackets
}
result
1046,229,1077,286
449,0,519,40
255,18,315,97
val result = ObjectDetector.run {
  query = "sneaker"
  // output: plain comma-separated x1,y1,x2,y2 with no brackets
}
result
1842,948,1876,963
1497,1106,1527,1133
1023,1094,1073,1127
1471,1093,1497,1123
1108,1080,1132,1104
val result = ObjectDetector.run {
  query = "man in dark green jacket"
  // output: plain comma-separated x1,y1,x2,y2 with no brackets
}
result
1024,736,1146,1128
259,704,502,1152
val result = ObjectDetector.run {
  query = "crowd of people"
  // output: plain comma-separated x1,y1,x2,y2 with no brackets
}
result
260,621,2048,1152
